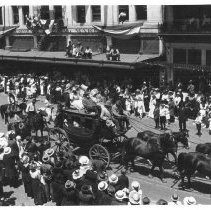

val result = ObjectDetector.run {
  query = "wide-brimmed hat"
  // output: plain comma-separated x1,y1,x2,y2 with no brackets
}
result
72,169,83,180
142,196,151,205
98,181,108,191
16,135,21,141
108,174,118,184
79,156,90,165
45,148,55,157
183,196,196,205
22,155,30,164
131,181,141,191
115,190,127,201
129,191,142,205
171,193,179,202
4,147,11,155
42,154,50,163
65,180,76,189
97,172,108,182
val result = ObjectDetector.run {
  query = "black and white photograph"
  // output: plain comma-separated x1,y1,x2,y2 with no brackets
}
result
0,1,211,206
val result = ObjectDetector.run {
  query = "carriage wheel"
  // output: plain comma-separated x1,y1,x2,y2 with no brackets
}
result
89,144,110,168
48,127,71,152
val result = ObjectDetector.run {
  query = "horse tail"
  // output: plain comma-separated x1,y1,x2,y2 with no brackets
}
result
0,105,5,119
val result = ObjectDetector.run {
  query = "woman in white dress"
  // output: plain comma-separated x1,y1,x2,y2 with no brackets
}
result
148,94,157,118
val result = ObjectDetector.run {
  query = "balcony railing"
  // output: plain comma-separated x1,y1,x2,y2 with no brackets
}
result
159,18,211,34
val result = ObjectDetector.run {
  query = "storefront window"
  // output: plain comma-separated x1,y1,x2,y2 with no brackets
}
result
12,6,19,24
119,5,129,21
40,6,50,20
92,6,101,22
173,49,186,64
188,49,201,65
135,5,147,20
0,7,3,25
77,6,86,23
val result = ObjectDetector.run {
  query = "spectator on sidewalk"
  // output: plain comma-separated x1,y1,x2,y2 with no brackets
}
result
195,112,202,136
84,47,93,59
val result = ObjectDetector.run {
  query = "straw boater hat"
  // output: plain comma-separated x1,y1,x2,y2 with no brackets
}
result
42,154,50,163
65,180,76,189
22,155,30,165
115,190,127,201
129,191,142,205
45,148,55,157
72,169,83,180
79,156,90,166
183,197,196,205
97,172,108,182
171,193,179,202
98,181,108,191
109,174,118,184
4,147,11,155
131,181,141,191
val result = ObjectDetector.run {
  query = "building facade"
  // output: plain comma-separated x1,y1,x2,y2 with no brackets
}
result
0,5,163,54
160,5,211,89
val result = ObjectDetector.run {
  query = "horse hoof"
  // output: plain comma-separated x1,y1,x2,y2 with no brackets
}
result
148,174,153,179
161,179,167,183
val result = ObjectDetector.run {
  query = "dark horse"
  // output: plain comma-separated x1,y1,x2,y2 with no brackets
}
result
177,152,211,188
122,132,178,182
137,130,189,164
0,102,27,124
196,143,211,155
21,110,48,138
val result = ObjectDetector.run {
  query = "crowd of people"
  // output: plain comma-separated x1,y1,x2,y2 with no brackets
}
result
0,132,199,205
0,71,210,205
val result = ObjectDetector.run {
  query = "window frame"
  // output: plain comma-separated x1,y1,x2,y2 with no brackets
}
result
118,5,129,22
135,5,147,21
91,5,101,22
12,6,19,25
76,6,86,23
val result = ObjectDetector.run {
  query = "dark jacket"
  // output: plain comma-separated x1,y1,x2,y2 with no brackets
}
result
115,174,129,191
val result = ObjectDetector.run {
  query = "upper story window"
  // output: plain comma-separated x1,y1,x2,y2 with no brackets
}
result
54,6,62,19
119,5,129,22
92,6,101,22
0,7,3,25
40,6,50,20
77,6,86,23
12,6,19,24
22,6,29,24
173,48,186,64
135,5,147,20
188,49,201,65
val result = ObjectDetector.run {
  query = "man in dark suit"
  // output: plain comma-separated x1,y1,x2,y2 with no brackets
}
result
115,168,129,191
178,103,189,131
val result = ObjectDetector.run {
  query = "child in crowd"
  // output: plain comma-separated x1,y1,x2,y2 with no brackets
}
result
195,112,202,136
153,103,160,129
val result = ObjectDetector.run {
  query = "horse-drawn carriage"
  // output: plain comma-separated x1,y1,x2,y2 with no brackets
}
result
48,109,128,168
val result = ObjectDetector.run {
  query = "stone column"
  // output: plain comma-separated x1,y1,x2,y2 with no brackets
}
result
5,36,10,50
101,5,105,25
9,6,13,25
147,5,163,24
29,5,33,18
4,6,9,26
33,35,38,49
72,6,77,25
201,49,206,66
49,5,55,20
113,5,119,24
106,36,112,48
107,5,113,26
65,6,73,26
159,38,164,56
129,5,136,22
18,6,24,27
85,5,91,24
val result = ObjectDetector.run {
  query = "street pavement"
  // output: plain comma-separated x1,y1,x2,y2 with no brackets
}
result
0,92,211,205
